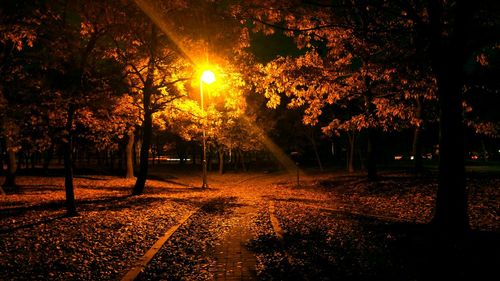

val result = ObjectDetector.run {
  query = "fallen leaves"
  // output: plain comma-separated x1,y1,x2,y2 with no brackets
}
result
0,171,498,280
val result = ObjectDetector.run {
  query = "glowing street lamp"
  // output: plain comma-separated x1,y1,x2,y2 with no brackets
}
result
200,69,215,188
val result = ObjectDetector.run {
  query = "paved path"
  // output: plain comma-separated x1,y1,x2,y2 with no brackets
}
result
209,200,258,280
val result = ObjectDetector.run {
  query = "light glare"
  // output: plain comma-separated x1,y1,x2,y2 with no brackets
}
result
201,70,215,84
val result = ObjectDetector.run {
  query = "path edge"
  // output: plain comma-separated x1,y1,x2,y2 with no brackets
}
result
121,208,199,281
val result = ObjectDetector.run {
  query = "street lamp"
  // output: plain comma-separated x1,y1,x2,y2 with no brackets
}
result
200,69,215,188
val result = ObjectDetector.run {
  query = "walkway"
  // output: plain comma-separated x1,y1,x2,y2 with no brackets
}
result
209,200,258,280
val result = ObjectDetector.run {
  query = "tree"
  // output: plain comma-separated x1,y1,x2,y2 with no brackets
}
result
426,0,479,234
0,1,41,189
239,1,426,180
110,0,192,195
236,0,500,234
28,0,134,215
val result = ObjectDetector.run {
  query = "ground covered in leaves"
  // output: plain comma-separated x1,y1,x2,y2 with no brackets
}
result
1,168,499,280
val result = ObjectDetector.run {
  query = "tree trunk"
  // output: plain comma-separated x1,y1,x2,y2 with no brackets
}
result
109,150,115,171
428,0,469,234
208,150,213,171
366,128,377,181
125,128,135,179
30,153,35,169
413,96,424,175
133,95,152,195
0,141,4,176
191,143,197,166
481,139,488,162
240,150,247,171
150,144,155,168
347,133,355,173
308,130,324,171
3,147,17,188
134,137,140,170
43,143,54,174
218,149,225,175
364,78,377,181
133,25,157,195
433,75,468,233
63,104,77,216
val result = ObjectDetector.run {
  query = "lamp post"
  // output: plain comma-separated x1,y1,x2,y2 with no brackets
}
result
200,70,215,188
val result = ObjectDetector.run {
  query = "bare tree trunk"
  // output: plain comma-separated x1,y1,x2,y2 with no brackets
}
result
240,150,247,171
3,147,17,188
134,137,140,170
30,153,35,169
364,78,378,181
233,149,240,171
347,133,356,173
150,144,155,168
208,149,213,171
366,128,377,181
308,130,323,171
218,148,224,175
191,143,197,166
125,128,135,179
0,141,4,176
481,139,488,162
413,96,424,174
63,104,77,216
43,143,53,174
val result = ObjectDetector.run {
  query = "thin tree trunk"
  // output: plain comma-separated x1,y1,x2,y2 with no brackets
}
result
30,153,35,169
64,104,77,216
0,139,5,194
125,129,135,179
413,96,424,174
134,137,140,170
43,143,54,174
366,128,377,181
3,147,17,188
481,139,488,162
191,143,197,166
240,150,247,171
109,150,115,171
413,124,423,173
218,148,224,175
364,78,377,181
208,149,213,171
347,133,355,173
308,130,324,171
234,149,240,171
0,140,4,176
150,144,155,168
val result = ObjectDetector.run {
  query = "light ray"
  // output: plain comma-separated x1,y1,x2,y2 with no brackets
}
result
132,0,196,65
241,116,305,176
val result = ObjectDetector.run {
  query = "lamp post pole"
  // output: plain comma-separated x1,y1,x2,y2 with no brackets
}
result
200,80,208,189
200,70,215,188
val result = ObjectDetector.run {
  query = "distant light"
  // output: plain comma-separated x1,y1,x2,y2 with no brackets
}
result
201,70,215,84
410,156,414,160
394,155,403,160
498,149,500,153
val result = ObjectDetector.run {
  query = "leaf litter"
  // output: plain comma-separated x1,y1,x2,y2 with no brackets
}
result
1,171,499,280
